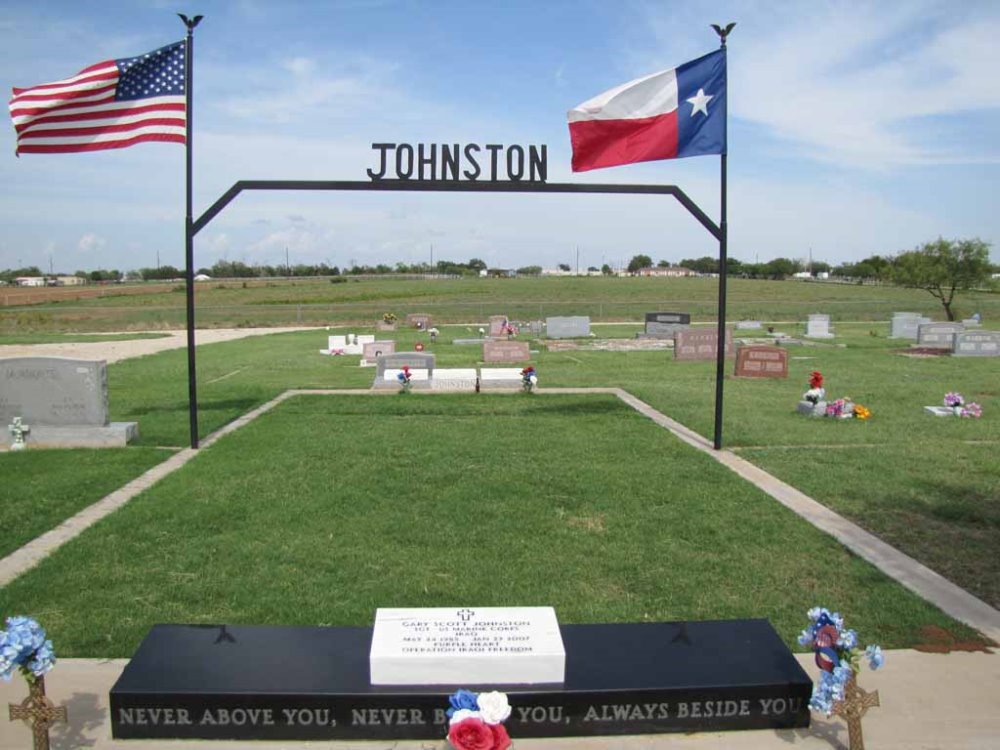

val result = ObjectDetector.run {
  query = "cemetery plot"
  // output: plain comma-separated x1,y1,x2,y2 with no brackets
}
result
673,329,734,360
734,346,788,378
0,393,977,658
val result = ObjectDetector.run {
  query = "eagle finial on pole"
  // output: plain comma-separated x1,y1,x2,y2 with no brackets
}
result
711,22,736,47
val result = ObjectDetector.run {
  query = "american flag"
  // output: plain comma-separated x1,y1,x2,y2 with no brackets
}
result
9,41,187,155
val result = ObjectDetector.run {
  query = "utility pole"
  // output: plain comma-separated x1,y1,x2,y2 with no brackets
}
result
430,243,434,269
285,247,290,277
575,245,580,275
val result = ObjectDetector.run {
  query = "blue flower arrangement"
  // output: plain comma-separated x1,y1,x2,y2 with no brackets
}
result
0,616,56,684
798,607,883,715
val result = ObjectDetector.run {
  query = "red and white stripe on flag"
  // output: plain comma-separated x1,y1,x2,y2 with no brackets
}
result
9,44,186,155
567,49,726,172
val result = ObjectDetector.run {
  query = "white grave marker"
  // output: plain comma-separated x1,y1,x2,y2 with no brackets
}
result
370,606,565,685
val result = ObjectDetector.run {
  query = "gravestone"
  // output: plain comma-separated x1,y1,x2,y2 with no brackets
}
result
545,316,590,338
524,320,544,335
890,312,923,339
452,338,488,345
479,368,524,389
674,329,734,361
805,314,833,338
110,619,810,741
483,340,530,363
643,312,690,339
370,607,565,685
952,330,1000,357
488,315,509,337
917,322,964,349
734,346,788,378
406,313,432,329
429,368,478,391
362,340,395,364
0,357,138,448
736,320,762,330
373,352,435,389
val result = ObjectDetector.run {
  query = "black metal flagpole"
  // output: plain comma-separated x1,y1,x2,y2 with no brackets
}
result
712,22,734,450
179,13,203,449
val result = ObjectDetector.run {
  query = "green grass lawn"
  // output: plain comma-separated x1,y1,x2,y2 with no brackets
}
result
0,394,977,657
3,275,997,331
0,447,173,557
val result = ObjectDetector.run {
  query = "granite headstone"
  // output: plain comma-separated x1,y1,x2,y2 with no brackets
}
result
483,340,530,363
917,322,964,349
952,330,1000,357
805,314,833,338
546,316,590,338
734,346,788,378
0,357,137,448
674,329,734,361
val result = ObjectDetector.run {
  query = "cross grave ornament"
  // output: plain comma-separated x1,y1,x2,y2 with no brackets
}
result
8,417,30,451
8,676,67,750
832,673,880,750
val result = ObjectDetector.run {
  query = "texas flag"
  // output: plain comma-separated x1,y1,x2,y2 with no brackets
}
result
568,49,726,172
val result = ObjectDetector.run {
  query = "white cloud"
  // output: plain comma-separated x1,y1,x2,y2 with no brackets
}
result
77,233,106,253
638,2,1000,168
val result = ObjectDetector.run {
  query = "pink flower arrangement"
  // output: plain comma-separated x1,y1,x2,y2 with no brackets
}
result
961,402,982,418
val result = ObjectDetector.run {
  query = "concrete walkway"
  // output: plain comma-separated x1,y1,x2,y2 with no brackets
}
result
1,650,996,750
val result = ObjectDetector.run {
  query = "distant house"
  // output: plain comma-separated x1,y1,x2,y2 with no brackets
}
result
14,276,45,287
635,265,696,278
194,273,212,281
485,268,517,278
56,275,85,286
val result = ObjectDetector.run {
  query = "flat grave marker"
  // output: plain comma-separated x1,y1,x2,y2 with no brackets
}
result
370,607,565,685
736,320,762,330
479,367,524,388
429,368,478,391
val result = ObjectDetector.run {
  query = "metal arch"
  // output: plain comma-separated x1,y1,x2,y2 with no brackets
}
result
192,179,722,241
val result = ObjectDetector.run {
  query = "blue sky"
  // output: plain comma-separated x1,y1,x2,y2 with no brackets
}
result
2,0,999,274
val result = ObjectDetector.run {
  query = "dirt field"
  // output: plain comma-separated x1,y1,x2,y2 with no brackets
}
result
0,327,318,363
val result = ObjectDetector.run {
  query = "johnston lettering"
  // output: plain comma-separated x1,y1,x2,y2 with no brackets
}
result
367,143,547,182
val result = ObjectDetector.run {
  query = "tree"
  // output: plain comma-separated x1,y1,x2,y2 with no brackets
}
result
601,264,613,275
889,237,992,321
557,263,571,272
656,259,671,268
627,254,653,273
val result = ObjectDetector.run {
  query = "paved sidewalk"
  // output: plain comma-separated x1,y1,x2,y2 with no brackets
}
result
1,650,996,750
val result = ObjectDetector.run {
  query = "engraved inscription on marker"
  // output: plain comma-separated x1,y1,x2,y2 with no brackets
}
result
0,357,108,426
545,316,590,339
673,329,734,361
483,340,530,363
370,607,566,685
952,330,1000,357
734,346,788,378
917,322,964,349
362,341,396,364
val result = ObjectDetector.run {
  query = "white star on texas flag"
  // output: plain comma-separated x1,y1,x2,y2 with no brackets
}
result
686,88,713,117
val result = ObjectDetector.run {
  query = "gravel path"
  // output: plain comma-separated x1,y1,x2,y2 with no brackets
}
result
0,327,319,363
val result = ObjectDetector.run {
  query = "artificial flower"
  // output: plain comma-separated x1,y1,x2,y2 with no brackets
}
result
853,404,871,420
944,391,964,408
961,402,982,418
476,691,512,725
448,716,495,750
